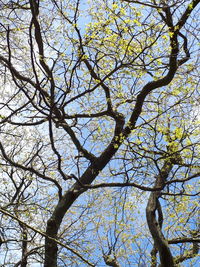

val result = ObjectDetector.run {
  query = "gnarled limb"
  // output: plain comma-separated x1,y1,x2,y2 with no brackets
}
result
146,160,175,267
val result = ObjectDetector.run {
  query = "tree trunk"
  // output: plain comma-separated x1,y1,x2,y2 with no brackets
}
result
146,161,175,267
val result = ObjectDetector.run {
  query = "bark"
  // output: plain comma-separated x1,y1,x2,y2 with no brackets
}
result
146,161,175,267
18,223,28,267
3,1,195,265
44,219,58,267
103,254,121,267
174,236,199,264
43,32,183,265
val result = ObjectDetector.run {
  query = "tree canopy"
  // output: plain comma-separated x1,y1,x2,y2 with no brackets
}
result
0,0,199,266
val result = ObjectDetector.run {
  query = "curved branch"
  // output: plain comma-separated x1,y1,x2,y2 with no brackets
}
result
168,237,200,244
176,0,200,30
146,160,175,267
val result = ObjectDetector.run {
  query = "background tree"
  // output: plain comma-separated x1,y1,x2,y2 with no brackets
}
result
0,0,199,266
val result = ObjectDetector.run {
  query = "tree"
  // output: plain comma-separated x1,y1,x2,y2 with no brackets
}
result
0,0,199,266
